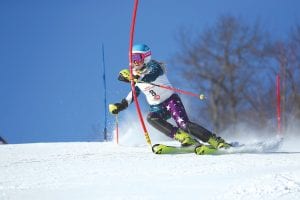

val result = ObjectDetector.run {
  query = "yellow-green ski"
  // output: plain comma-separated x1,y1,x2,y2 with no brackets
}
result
152,144,218,155
152,144,195,154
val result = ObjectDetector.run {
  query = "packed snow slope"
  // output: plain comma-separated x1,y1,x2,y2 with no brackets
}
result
1,137,300,200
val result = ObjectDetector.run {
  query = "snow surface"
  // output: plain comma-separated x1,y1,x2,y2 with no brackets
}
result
1,138,300,200
1,114,300,200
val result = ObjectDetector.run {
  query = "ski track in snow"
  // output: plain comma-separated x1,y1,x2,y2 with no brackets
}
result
0,142,300,200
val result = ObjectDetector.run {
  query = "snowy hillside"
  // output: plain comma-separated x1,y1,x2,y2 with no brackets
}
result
1,138,300,200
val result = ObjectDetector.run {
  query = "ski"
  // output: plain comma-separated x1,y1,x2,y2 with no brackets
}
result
152,144,218,155
152,144,196,154
194,144,218,155
152,138,282,155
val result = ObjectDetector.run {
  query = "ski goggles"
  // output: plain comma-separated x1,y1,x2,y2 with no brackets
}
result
132,52,151,64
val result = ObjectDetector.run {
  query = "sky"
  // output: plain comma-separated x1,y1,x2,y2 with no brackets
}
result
0,0,300,144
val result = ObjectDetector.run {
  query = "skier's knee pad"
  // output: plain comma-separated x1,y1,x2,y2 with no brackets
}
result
147,112,160,124
185,121,211,142
185,121,194,130
147,112,176,138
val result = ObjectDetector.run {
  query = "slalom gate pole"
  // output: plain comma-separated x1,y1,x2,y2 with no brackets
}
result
128,0,152,147
137,80,206,100
102,43,108,141
276,74,282,136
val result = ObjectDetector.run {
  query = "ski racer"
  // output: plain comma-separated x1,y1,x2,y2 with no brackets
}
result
109,44,231,152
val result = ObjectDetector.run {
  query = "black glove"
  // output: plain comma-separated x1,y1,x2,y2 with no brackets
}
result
108,99,128,114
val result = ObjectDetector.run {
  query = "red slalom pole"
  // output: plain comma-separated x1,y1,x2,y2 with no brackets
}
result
128,0,152,147
276,74,282,135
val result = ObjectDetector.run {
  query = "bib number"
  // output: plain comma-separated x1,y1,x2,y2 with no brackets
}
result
149,90,160,100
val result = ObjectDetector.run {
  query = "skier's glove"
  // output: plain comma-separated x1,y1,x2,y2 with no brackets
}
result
108,99,128,114
118,69,139,83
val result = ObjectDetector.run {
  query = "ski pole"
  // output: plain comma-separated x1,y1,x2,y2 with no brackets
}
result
115,114,119,144
136,80,206,100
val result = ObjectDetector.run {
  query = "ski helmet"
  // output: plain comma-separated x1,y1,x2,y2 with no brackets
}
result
132,44,152,65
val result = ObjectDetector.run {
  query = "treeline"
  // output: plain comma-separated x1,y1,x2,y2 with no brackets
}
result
174,15,300,134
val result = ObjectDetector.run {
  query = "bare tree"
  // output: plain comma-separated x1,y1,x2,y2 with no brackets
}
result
277,25,300,122
289,25,300,120
174,15,272,132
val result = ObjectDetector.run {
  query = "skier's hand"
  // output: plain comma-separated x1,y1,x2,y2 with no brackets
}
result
108,99,128,114
109,104,120,114
118,69,130,82
118,69,139,83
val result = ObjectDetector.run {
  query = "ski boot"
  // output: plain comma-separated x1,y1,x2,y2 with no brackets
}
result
208,134,231,149
174,129,199,147
194,144,218,155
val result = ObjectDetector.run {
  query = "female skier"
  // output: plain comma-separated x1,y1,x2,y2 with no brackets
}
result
109,44,230,152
